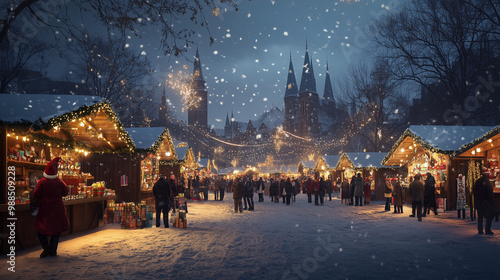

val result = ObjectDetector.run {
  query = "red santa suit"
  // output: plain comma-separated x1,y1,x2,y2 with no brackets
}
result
34,157,70,235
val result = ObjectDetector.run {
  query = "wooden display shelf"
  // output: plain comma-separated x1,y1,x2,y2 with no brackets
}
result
7,159,46,170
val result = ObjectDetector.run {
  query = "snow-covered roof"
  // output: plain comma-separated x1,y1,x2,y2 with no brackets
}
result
408,125,494,152
344,152,396,169
197,158,209,168
383,125,495,166
299,160,316,169
176,146,189,161
457,124,500,157
125,127,166,150
0,94,103,123
322,155,341,168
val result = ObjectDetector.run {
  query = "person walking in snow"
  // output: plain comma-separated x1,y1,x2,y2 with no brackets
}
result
326,176,333,201
219,177,227,201
341,178,350,205
256,177,265,202
285,177,293,205
392,181,404,214
314,177,320,206
232,178,244,213
423,172,437,216
384,177,393,211
363,178,371,205
319,177,327,206
349,175,356,205
153,175,171,228
271,178,280,203
244,177,255,211
33,157,70,258
473,169,496,235
280,178,286,204
409,174,425,221
353,173,364,206
306,177,313,203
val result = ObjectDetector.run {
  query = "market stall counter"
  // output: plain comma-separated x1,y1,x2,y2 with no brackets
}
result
0,195,114,254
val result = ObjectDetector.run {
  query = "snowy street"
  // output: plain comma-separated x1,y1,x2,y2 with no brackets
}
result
2,193,499,280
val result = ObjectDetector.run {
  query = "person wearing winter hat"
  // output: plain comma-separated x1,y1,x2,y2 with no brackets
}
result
33,157,70,258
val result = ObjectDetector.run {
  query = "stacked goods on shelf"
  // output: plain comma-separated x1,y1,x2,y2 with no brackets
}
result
172,210,187,228
103,201,153,229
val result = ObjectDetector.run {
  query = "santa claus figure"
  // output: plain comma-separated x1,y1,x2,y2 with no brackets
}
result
33,157,70,258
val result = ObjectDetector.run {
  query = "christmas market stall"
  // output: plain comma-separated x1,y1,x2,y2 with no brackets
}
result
314,155,341,181
382,125,494,210
340,152,400,201
175,143,199,179
455,124,500,219
1,94,133,254
126,127,178,205
298,160,316,177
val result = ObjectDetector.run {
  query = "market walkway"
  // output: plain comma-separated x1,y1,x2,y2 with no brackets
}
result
2,193,499,280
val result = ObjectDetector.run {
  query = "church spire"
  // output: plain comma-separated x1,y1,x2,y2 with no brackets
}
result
284,52,298,97
309,55,317,92
299,41,316,93
192,47,206,91
323,61,335,106
225,111,230,126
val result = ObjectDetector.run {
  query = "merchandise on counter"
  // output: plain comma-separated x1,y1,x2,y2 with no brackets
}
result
104,201,153,229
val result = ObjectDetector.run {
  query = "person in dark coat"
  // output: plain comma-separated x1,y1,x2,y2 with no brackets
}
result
285,178,293,205
353,173,364,206
169,175,177,213
232,178,244,213
326,176,333,201
363,178,371,205
349,175,356,205
392,182,404,213
341,178,350,205
409,174,425,221
192,176,201,200
153,176,171,228
33,157,70,258
319,177,327,206
244,177,255,211
423,172,437,216
473,170,496,234
203,177,210,200
271,178,280,203
306,178,313,203
280,179,286,204
313,178,320,206
219,177,227,201
291,178,298,202
256,177,265,202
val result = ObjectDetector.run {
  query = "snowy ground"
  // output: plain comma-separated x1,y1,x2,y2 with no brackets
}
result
2,193,499,280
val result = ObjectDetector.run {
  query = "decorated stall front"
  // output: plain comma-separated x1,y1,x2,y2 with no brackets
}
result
456,125,500,218
314,155,341,182
1,94,133,254
382,125,494,210
298,160,316,177
176,143,199,179
341,152,400,201
126,127,178,205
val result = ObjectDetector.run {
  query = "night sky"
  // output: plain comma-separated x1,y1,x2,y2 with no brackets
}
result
49,0,400,129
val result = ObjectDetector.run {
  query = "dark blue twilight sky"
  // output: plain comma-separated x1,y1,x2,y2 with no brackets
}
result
48,0,402,129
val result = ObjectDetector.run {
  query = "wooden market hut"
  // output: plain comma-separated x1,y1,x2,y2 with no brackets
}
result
340,152,400,201
382,125,494,210
314,155,341,181
1,94,134,254
298,160,316,177
175,143,199,179
455,125,500,213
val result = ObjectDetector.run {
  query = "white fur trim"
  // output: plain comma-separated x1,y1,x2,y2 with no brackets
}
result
43,172,58,179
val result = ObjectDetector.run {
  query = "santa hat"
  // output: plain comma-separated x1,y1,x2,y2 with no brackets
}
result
43,157,61,179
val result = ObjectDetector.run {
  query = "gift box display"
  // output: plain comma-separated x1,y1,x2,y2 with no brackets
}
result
104,201,153,229
172,210,187,228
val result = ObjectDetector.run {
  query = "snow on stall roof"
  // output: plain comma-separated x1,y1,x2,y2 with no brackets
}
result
408,125,495,152
175,146,188,161
125,127,166,150
0,94,103,123
323,155,341,168
345,152,396,168
300,160,315,169
198,158,209,168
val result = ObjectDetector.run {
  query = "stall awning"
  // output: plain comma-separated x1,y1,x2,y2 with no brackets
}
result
457,125,500,157
0,94,134,152
125,127,177,160
383,125,494,166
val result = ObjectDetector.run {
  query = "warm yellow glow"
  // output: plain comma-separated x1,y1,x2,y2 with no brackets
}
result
400,148,405,153
166,151,171,157
22,137,26,141
472,150,476,155
476,147,481,153
321,165,325,170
